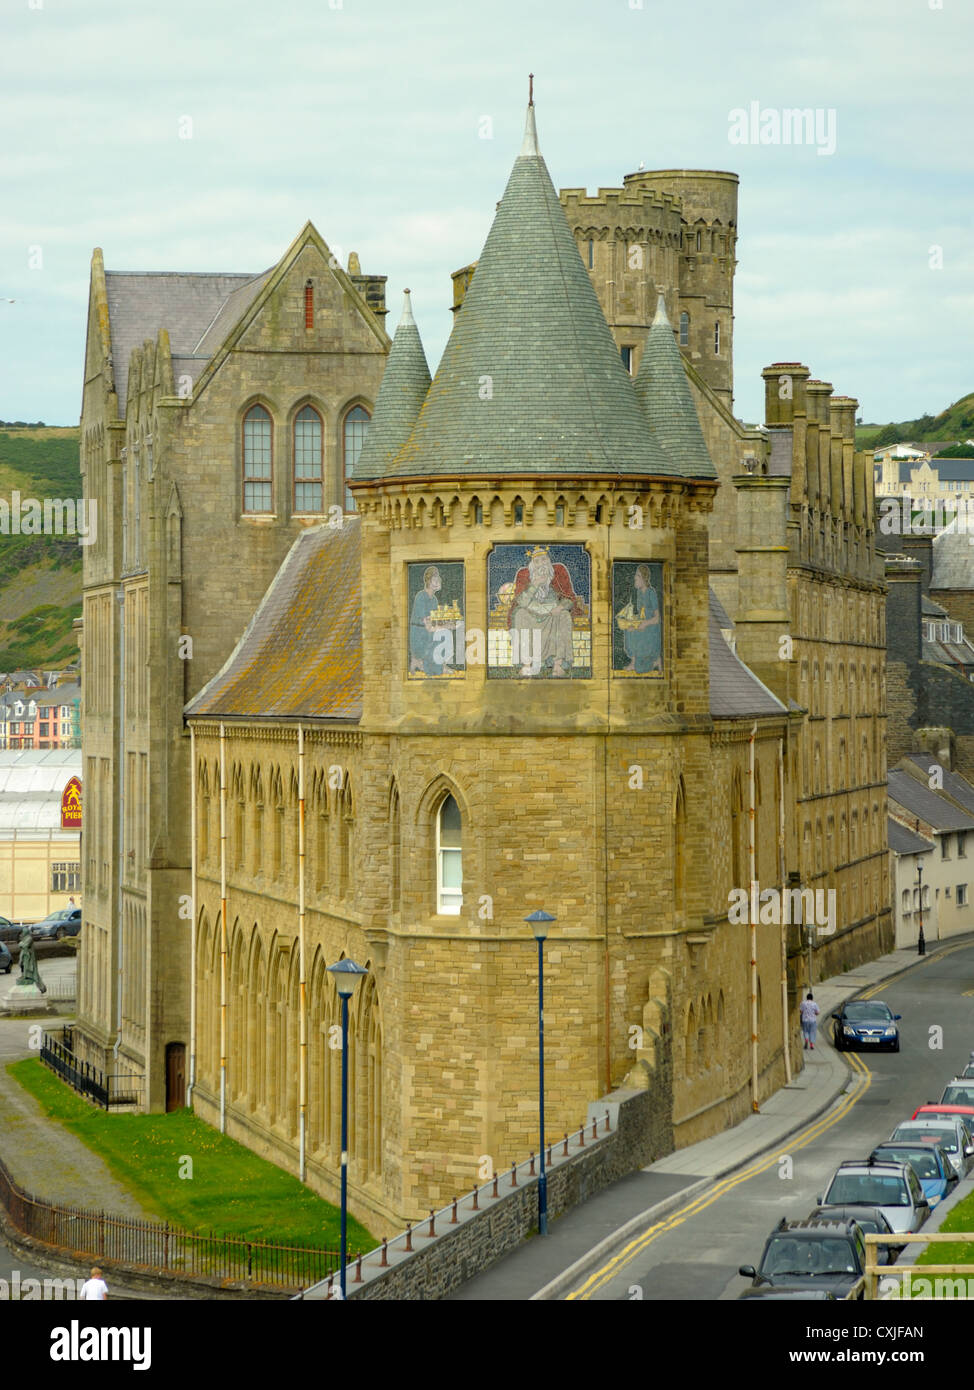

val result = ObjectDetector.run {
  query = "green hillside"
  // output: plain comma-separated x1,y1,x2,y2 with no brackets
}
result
857,393,974,451
0,426,83,669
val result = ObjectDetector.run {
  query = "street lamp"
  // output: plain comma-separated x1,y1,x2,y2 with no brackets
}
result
917,860,926,956
525,909,555,1237
327,956,367,1299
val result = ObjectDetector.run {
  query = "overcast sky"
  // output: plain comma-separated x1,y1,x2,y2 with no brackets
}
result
1,0,971,429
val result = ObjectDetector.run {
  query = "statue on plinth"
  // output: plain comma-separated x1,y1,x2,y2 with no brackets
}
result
17,928,47,994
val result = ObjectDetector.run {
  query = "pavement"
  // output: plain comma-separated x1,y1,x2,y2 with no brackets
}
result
451,937,959,1300
0,937,959,1301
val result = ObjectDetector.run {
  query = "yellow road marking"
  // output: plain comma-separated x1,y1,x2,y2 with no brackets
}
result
568,941,968,1300
567,1050,872,1300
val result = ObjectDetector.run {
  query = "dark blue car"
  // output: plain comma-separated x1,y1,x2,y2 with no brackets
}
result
832,1000,901,1052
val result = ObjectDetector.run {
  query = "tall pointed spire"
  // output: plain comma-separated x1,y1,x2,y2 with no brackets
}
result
354,289,432,482
634,293,716,479
390,102,674,480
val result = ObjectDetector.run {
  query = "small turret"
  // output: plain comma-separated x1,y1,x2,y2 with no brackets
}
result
633,293,715,478
353,289,431,481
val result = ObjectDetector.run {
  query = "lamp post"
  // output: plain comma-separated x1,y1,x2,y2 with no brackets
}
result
917,860,926,956
525,909,555,1237
327,956,367,1298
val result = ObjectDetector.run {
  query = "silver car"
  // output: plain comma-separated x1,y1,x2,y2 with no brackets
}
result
818,1160,931,1235
889,1118,974,1180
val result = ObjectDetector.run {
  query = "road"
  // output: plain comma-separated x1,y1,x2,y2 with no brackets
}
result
567,942,974,1300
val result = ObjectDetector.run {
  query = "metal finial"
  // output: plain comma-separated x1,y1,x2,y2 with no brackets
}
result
529,73,534,106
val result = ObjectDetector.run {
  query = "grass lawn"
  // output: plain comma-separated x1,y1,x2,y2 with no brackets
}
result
8,1058,375,1255
913,1187,974,1276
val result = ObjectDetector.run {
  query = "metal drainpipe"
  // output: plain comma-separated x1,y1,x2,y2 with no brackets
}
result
778,737,792,1085
298,724,307,1182
187,724,197,1107
749,722,759,1113
219,722,227,1134
113,587,125,1065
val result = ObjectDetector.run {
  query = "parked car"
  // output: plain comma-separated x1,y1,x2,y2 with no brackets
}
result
806,1204,900,1264
738,1218,867,1299
869,1142,958,1209
29,907,81,940
940,1080,974,1108
0,941,11,974
0,916,26,944
738,1286,838,1300
889,1118,974,1179
912,1103,974,1139
817,1159,931,1234
831,1000,901,1052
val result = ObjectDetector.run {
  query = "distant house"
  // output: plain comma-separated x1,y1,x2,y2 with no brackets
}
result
888,760,974,945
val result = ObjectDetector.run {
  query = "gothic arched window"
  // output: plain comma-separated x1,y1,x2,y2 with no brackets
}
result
343,406,370,512
436,794,462,915
293,405,323,513
243,405,272,513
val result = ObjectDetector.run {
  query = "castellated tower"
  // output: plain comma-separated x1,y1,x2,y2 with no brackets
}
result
560,169,738,409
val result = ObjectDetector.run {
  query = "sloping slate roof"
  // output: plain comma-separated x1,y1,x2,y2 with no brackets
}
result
922,636,974,667
888,818,934,856
391,109,676,480
185,521,362,721
932,516,974,590
888,769,974,832
902,755,974,818
633,295,716,479
104,271,259,413
32,684,80,708
922,595,948,616
194,270,274,357
355,291,431,481
932,459,974,480
709,588,734,631
709,609,786,719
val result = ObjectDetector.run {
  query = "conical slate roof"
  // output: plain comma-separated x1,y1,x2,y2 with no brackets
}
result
390,105,676,480
354,289,432,481
634,295,716,479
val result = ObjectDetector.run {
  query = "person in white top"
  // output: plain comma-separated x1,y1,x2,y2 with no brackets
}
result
79,1266,108,1300
800,992,821,1050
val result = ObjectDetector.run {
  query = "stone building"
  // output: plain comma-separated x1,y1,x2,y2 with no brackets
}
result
75,225,389,1104
878,520,974,776
73,98,892,1229
554,174,890,981
177,104,888,1229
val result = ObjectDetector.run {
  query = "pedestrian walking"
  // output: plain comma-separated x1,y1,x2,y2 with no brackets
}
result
800,992,820,1050
79,1266,108,1300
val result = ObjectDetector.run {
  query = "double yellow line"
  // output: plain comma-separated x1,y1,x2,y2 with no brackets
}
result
568,1051,872,1299
568,942,966,1300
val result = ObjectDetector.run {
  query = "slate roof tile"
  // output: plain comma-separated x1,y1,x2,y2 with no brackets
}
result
185,520,362,721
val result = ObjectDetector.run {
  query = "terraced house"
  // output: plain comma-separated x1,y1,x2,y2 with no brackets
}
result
75,99,890,1230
